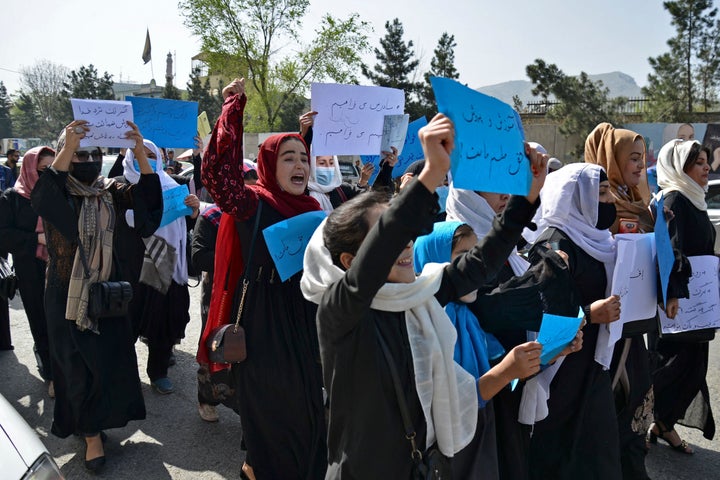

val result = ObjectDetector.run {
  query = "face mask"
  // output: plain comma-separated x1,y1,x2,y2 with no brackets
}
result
595,202,617,230
70,162,102,184
133,159,157,173
315,167,335,186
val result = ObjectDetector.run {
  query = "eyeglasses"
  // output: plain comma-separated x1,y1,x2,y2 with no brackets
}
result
73,150,103,162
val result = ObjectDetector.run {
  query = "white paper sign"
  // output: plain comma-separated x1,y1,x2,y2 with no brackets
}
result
380,114,410,155
71,98,134,148
659,255,720,334
310,83,405,156
608,233,658,346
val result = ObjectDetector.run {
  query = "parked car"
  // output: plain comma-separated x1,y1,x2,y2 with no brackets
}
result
0,393,64,479
338,161,360,184
705,179,720,254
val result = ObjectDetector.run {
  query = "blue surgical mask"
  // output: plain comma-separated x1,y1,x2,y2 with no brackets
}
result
315,167,335,186
133,159,158,173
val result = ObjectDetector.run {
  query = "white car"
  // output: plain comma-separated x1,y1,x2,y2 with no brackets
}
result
705,178,720,254
0,394,64,479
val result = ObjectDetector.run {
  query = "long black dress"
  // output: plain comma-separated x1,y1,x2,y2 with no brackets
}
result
650,191,716,440
112,173,193,382
230,202,326,479
31,168,161,437
528,228,622,480
0,189,51,379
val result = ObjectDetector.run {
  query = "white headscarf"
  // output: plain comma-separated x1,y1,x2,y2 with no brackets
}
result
536,162,617,368
307,155,343,214
445,185,529,276
301,220,478,457
656,139,707,211
123,139,188,286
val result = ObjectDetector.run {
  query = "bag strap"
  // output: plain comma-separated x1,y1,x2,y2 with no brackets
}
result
375,324,424,463
232,201,263,332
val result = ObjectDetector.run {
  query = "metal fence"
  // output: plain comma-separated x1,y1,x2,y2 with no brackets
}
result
523,97,650,116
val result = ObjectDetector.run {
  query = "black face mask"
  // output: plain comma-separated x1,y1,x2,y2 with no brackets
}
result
595,202,617,230
70,162,102,184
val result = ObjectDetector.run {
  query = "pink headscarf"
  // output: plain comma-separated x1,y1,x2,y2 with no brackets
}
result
14,146,55,199
14,146,55,261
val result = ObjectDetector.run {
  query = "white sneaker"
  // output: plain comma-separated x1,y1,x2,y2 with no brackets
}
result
198,403,219,422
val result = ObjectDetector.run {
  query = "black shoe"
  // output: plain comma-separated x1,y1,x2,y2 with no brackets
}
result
84,436,106,473
85,455,106,473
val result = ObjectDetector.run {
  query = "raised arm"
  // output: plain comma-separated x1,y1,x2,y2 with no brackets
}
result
202,78,259,221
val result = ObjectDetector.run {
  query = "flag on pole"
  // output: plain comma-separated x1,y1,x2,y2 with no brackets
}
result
142,29,152,64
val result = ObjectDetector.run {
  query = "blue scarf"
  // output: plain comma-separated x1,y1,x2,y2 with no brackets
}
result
414,221,505,407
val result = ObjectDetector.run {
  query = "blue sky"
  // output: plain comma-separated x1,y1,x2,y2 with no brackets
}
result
0,0,676,95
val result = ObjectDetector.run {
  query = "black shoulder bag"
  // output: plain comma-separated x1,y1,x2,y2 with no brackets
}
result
207,202,263,364
375,325,452,480
76,238,133,320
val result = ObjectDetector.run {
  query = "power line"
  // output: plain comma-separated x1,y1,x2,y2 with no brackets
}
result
0,66,20,74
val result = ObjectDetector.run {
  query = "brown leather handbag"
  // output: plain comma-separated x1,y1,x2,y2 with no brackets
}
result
206,202,262,364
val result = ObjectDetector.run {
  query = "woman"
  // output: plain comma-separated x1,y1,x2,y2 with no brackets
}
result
412,220,580,480
199,78,326,479
30,119,161,473
445,185,574,480
527,163,623,479
649,139,716,453
113,139,199,394
307,154,378,213
0,146,55,393
584,122,655,480
300,114,547,478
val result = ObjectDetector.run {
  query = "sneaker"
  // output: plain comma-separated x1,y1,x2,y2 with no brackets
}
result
48,381,55,399
151,377,174,394
198,403,219,422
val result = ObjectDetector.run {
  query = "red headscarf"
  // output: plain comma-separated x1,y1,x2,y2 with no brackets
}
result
251,133,321,217
197,133,320,371
15,146,55,199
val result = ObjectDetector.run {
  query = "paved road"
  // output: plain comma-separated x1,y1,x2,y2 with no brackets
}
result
1,286,719,479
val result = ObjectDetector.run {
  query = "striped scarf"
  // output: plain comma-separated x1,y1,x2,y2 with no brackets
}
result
65,175,116,334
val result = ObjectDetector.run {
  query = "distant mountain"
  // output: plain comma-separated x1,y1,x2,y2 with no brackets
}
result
476,71,643,105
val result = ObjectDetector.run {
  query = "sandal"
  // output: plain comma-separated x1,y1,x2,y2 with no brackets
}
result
647,422,693,454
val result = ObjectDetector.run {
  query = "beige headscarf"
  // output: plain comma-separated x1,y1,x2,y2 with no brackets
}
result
584,123,653,233
656,139,707,211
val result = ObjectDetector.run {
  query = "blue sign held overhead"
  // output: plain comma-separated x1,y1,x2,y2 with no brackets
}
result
263,211,327,282
127,96,198,148
393,117,428,178
430,77,530,195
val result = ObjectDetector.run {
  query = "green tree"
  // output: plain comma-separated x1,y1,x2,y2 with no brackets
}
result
526,59,627,156
163,80,182,100
644,0,718,118
64,64,114,100
421,32,459,117
10,92,42,139
0,82,12,138
19,60,71,140
180,0,369,131
186,68,223,124
363,18,423,118
696,18,720,111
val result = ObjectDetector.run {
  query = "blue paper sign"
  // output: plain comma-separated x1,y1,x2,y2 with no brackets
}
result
263,211,327,281
160,184,192,227
360,155,382,186
430,77,530,195
127,96,198,148
654,193,674,305
537,310,584,365
393,117,428,178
